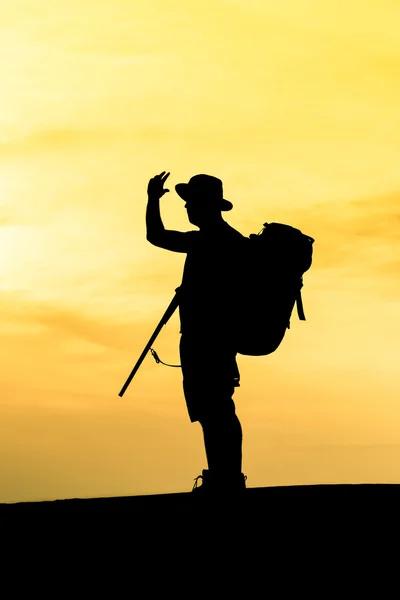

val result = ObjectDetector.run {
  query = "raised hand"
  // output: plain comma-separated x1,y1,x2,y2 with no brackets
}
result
147,171,170,199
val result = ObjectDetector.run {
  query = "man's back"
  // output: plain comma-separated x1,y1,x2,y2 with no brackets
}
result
178,220,246,337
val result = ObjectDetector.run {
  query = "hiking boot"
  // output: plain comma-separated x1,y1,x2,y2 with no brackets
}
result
221,472,247,494
192,469,212,493
192,469,247,494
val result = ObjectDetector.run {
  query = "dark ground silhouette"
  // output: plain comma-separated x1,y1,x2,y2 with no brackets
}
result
3,485,392,590
0,483,400,508
2,483,399,513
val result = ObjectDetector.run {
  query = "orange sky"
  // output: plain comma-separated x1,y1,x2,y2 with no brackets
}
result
1,0,399,502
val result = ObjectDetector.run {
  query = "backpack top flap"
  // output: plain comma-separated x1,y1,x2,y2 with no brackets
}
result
254,222,315,275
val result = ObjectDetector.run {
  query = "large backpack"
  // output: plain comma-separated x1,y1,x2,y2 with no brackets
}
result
234,222,314,356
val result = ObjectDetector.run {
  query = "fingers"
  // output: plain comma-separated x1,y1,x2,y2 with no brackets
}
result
148,172,170,197
149,172,170,188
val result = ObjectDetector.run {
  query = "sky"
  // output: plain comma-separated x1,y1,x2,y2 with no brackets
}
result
0,0,399,503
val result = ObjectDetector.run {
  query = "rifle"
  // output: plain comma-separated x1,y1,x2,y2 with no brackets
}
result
118,288,180,397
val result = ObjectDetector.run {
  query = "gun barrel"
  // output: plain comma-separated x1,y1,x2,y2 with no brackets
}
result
118,290,180,397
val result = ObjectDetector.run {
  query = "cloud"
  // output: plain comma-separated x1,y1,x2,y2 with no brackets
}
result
1,293,155,352
347,193,400,237
0,129,122,157
31,305,146,352
276,191,400,277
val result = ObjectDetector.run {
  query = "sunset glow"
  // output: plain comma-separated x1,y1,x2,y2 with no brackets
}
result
1,0,399,502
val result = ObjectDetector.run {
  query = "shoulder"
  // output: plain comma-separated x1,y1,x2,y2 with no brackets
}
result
223,222,247,242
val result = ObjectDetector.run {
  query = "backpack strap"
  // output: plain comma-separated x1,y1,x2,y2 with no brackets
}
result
286,279,305,330
296,290,306,321
295,277,306,322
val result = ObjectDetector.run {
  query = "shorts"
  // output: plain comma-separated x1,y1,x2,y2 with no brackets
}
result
179,332,240,423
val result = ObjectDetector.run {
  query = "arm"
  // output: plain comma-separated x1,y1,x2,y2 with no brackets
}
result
146,171,192,253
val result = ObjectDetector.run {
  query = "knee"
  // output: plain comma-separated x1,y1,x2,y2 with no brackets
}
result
199,408,238,430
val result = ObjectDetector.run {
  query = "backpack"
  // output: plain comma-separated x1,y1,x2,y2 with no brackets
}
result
234,222,314,356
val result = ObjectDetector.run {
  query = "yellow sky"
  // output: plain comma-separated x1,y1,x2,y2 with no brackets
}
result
1,0,399,502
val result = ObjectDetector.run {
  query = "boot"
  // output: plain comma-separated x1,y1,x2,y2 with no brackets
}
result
192,469,212,493
192,469,247,494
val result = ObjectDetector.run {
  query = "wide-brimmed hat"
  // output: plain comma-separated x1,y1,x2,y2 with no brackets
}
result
175,174,233,211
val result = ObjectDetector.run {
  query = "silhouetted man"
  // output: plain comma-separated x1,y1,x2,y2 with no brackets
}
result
146,171,247,493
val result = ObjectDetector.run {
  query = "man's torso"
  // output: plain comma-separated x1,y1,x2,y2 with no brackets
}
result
178,221,245,337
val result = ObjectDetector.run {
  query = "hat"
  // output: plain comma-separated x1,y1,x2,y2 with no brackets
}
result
175,174,233,211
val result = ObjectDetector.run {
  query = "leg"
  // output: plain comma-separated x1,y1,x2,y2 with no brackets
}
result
180,333,246,490
199,410,243,476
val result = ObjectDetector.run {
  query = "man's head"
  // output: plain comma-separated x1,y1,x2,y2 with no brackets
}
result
175,174,233,228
